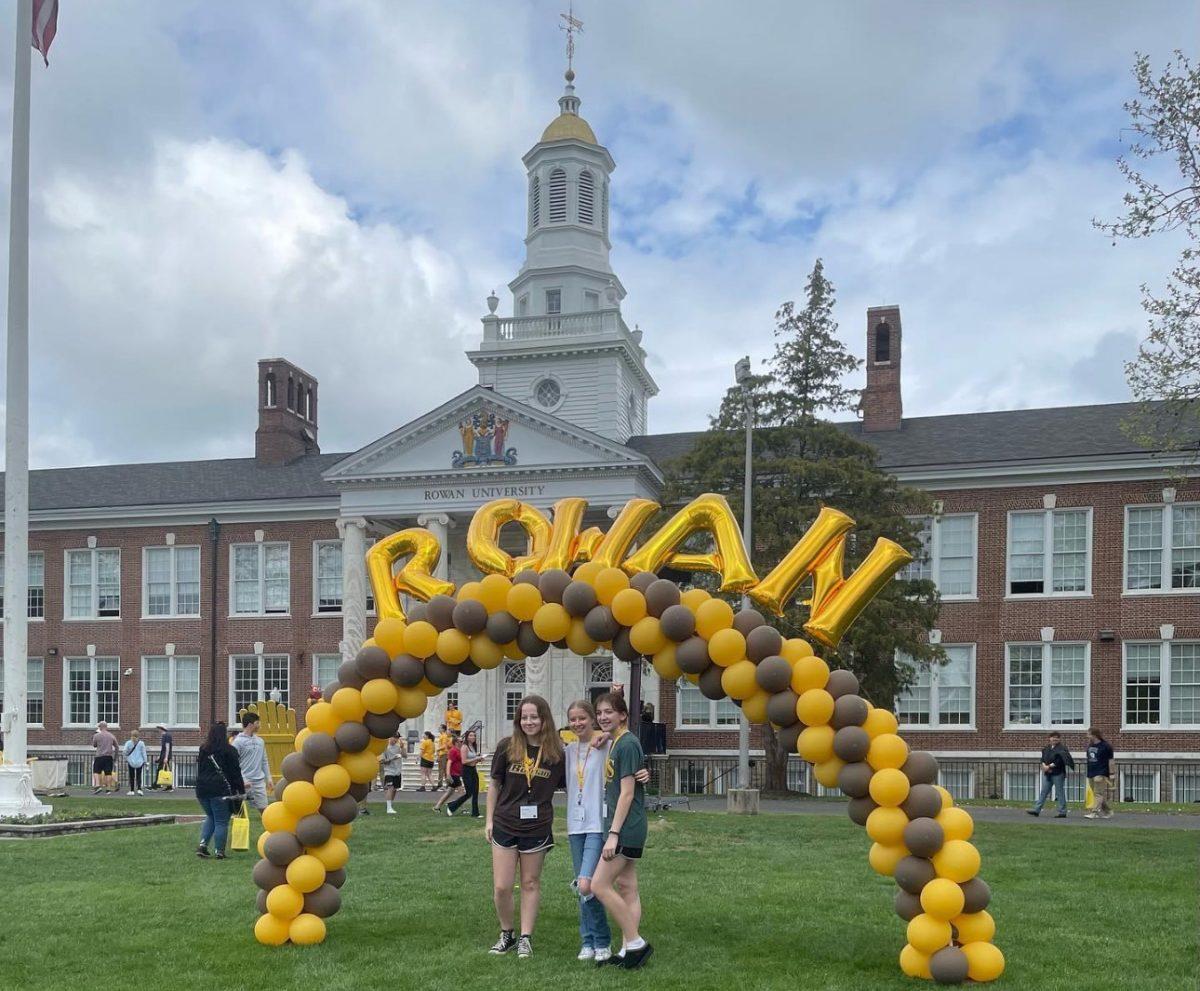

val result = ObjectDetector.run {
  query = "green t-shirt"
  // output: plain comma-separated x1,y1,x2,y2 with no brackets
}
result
603,732,647,848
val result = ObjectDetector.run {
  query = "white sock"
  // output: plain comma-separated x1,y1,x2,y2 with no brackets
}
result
618,943,627,958
386,802,393,811
627,937,646,952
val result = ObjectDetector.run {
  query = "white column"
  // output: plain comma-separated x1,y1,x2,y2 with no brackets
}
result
416,513,452,581
336,517,369,665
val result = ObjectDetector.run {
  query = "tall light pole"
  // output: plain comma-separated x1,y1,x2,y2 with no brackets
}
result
734,356,753,791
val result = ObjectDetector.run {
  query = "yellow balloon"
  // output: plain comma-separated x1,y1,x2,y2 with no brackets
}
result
572,560,604,586
285,854,326,894
261,801,297,834
899,943,932,980
305,702,339,736
306,836,350,870
479,573,513,613
282,780,322,817
313,763,352,799
367,736,387,755
935,784,955,809
465,498,552,575
679,587,711,611
780,637,814,662
868,842,908,877
790,655,829,694
920,878,966,921
266,883,305,921
361,678,399,715
707,627,746,667
906,913,953,955
457,580,484,603
372,617,408,657
741,690,770,724
532,602,571,642
594,566,630,606
330,687,367,723
254,911,291,946
629,617,667,656
435,628,470,665
417,676,441,697
962,941,1005,982
796,688,835,726
721,660,759,701
507,582,543,621
952,910,995,945
565,619,598,657
868,767,911,807
694,597,735,639
611,587,648,627
293,727,312,753
651,644,683,680
404,620,439,659
288,912,327,946
862,707,899,738
394,685,429,718
813,757,844,788
931,839,980,883
865,806,909,846
502,640,526,661
469,634,505,669
796,725,835,763
340,748,380,785
330,822,352,840
867,733,909,771
257,832,269,858
936,805,975,842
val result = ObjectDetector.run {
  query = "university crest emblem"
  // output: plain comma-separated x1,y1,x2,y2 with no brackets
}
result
451,408,517,468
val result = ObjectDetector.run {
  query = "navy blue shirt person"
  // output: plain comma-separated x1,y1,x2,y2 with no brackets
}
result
1085,728,1116,820
1028,731,1075,818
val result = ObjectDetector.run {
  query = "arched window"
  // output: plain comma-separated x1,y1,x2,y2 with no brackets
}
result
287,376,295,410
875,322,891,364
529,174,540,230
548,168,567,223
305,387,314,421
264,373,276,408
578,169,595,225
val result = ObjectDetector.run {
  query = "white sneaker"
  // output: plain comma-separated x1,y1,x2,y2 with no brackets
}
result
386,806,397,814
1084,812,1098,819
127,790,135,796
578,947,596,961
594,947,612,963
517,935,533,959
137,790,144,795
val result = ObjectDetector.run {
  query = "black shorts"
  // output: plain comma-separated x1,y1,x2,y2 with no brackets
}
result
93,756,114,774
383,774,403,789
419,759,434,769
614,845,644,860
446,775,462,787
491,825,554,854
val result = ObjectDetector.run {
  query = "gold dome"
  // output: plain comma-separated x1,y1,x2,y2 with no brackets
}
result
540,112,597,144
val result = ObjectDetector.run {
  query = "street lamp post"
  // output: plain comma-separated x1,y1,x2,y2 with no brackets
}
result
731,356,759,812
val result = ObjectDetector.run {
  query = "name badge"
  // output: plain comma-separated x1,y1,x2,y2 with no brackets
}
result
602,802,608,819
520,804,538,821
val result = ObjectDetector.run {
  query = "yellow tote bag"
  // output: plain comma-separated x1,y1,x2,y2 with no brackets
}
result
1085,781,1095,810
230,802,250,851
156,768,173,787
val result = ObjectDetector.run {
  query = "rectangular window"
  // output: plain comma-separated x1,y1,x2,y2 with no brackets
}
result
231,543,290,615
142,656,200,727
65,656,120,726
314,541,344,614
65,548,121,618
899,516,977,598
938,768,974,800
0,657,45,725
1005,642,1089,728
1125,503,1200,591
896,645,976,729
503,661,526,722
545,289,561,315
314,654,341,690
677,683,741,728
1007,509,1091,596
1119,769,1159,803
1124,641,1200,729
143,545,200,617
0,551,45,619
584,290,600,311
231,654,290,720
1172,770,1200,803
1005,767,1086,802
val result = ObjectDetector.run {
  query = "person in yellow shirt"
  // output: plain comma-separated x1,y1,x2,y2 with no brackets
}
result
435,725,452,789
446,703,463,734
418,732,436,792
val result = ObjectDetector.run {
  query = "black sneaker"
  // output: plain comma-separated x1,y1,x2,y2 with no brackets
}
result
92,787,103,794
621,943,654,969
489,932,516,955
196,846,211,859
1026,810,1039,816
1054,812,1067,818
517,935,533,959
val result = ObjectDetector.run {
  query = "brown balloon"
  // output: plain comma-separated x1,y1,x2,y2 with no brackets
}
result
582,605,620,643
486,611,520,644
901,783,944,821
894,888,923,922
832,726,871,763
256,889,269,914
295,813,334,848
336,659,366,690
630,571,658,594
348,781,371,802
363,710,402,739
253,857,288,891
538,568,573,604
300,733,340,768
273,779,288,802
659,604,696,642
334,722,371,754
322,680,339,703
776,722,803,754
846,796,878,826
389,654,426,688
406,602,428,624
746,625,783,662
675,636,711,674
516,623,550,657
303,883,343,919
830,694,870,729
612,628,641,663
893,855,937,895
263,831,303,867
766,690,800,727
930,946,970,985
755,655,793,694
325,867,347,889
959,877,991,914
645,578,681,617
562,581,599,617
903,817,945,859
459,659,481,677
425,594,458,631
282,751,319,782
698,663,727,701
825,668,860,699
423,655,460,688
902,750,940,786
354,645,391,681
731,607,766,636
512,569,541,587
837,761,874,799
451,599,489,635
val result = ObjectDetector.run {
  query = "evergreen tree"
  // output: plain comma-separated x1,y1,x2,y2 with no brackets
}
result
664,259,941,793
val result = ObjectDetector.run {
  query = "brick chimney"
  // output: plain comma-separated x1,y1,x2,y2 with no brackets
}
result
860,305,902,432
255,359,320,465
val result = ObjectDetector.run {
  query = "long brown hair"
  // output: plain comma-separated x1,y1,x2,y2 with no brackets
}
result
506,695,564,764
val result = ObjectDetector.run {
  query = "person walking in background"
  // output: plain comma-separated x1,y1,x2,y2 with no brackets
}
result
232,712,273,813
1028,730,1075,818
1085,727,1116,820
446,701,463,735
122,730,148,795
151,724,173,791
418,731,436,791
380,733,408,814
91,722,118,794
436,724,452,788
434,734,465,814
448,728,482,818
195,722,245,859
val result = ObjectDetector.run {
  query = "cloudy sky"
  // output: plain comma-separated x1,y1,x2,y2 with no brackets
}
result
0,0,1195,467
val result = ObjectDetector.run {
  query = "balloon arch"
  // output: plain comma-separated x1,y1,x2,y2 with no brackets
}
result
249,494,1004,984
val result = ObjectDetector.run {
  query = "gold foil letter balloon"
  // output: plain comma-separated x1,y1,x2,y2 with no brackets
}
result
465,498,552,576
365,527,455,621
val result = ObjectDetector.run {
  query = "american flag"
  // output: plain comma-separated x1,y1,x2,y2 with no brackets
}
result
32,0,58,66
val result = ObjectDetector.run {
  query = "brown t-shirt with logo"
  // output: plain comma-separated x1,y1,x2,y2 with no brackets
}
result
490,738,565,836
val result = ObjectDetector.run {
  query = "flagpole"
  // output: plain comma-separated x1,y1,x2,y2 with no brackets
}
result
3,0,33,772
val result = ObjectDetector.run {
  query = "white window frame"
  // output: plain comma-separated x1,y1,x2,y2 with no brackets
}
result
313,653,341,690
503,661,526,723
63,655,121,728
895,645,977,731
0,656,45,727
1004,767,1086,803
0,551,45,621
313,540,344,616
530,373,566,413
142,545,201,619
1119,767,1161,803
229,542,291,617
1121,640,1200,731
1171,769,1200,803
1003,641,1091,730
64,547,122,620
140,655,201,729
675,681,741,731
1122,502,1200,595
899,514,978,599
228,654,291,723
1005,508,1093,598
937,767,975,800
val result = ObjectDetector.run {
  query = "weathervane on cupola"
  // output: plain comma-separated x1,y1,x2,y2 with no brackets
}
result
561,4,583,76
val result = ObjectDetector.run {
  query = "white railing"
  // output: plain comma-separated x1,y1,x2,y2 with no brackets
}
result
482,308,634,344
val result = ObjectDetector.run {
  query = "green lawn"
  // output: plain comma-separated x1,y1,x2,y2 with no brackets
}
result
0,798,1195,991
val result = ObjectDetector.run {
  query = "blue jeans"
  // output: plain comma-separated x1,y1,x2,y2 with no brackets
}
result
198,795,233,852
1034,773,1067,815
569,832,611,949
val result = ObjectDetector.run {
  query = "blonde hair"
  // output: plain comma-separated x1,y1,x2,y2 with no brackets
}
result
566,698,599,730
506,695,564,765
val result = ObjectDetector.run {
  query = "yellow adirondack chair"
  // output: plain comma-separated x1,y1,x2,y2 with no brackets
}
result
238,700,298,780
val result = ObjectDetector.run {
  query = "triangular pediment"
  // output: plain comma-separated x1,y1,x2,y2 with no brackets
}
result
325,387,656,483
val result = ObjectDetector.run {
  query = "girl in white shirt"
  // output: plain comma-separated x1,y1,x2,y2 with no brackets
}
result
565,700,613,962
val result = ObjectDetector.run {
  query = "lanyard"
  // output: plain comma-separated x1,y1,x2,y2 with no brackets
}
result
521,745,543,793
574,744,591,801
605,728,627,782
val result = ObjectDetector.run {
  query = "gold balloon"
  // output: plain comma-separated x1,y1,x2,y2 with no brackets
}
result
748,507,854,616
622,494,758,592
466,498,552,576
538,498,590,571
804,537,912,649
588,498,660,569
366,528,455,621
